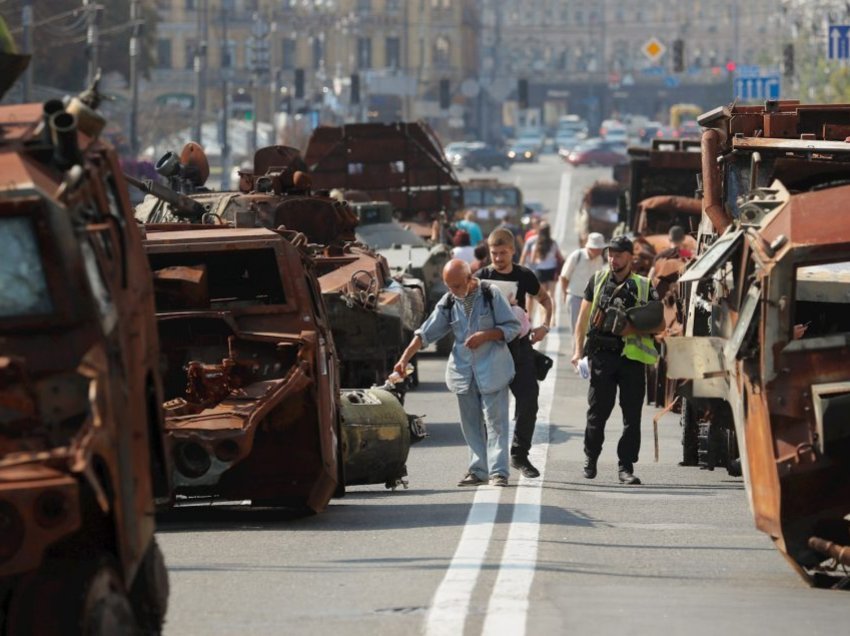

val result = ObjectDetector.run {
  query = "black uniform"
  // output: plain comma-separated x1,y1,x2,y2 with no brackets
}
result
476,264,541,460
582,271,659,472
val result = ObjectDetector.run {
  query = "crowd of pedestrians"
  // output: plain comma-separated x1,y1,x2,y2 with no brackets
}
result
400,208,664,488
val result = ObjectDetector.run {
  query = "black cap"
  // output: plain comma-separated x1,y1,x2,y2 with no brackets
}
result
606,235,633,253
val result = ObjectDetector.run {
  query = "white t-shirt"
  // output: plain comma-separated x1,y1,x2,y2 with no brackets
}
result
451,245,476,263
560,248,604,296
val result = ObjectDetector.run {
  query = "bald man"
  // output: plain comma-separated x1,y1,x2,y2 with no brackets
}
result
395,259,521,487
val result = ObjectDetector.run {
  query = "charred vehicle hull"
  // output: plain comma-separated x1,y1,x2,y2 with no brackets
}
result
144,227,424,509
668,101,850,585
0,76,169,633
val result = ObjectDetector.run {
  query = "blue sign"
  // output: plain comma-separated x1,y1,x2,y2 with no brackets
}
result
734,74,781,101
641,66,665,77
664,75,680,88
829,25,850,60
736,65,761,77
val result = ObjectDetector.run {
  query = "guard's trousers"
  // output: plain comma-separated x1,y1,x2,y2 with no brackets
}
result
508,336,539,459
584,349,645,470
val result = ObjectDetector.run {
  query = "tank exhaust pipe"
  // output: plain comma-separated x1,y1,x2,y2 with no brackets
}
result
49,111,81,169
41,99,65,144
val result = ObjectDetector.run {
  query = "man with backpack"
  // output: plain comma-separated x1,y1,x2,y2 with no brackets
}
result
476,228,554,479
394,259,521,487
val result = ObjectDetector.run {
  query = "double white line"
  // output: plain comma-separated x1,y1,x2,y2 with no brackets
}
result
424,171,571,636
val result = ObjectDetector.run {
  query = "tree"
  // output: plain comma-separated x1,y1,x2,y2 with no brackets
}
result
6,0,158,92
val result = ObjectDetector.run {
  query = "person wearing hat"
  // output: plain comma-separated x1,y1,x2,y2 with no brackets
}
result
571,235,664,485
559,232,606,336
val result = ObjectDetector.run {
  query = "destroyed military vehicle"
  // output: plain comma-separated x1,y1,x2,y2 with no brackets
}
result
134,145,425,389
144,224,426,507
666,101,850,586
0,63,169,633
304,121,463,239
575,180,621,246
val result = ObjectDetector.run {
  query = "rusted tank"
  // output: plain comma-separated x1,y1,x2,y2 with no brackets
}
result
0,65,170,632
304,121,463,238
667,101,850,585
143,225,425,507
135,145,426,389
459,178,524,237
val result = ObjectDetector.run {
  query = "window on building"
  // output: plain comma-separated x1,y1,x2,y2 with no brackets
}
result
386,37,400,69
312,35,324,70
358,37,372,69
184,39,196,70
186,0,195,9
386,0,401,13
156,38,172,69
575,10,583,24
220,40,236,68
281,38,296,70
357,0,371,13
433,35,450,68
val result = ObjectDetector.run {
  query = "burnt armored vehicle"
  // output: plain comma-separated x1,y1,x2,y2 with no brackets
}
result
134,145,425,389
144,225,425,506
666,101,850,585
304,121,463,239
0,67,169,632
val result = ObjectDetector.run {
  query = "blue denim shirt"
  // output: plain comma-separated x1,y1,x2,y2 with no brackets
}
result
415,283,521,395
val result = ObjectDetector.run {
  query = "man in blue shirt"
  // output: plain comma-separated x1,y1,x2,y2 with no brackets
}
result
394,259,521,486
456,211,484,246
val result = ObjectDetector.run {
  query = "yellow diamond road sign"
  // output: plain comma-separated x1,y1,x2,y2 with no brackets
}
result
643,38,666,62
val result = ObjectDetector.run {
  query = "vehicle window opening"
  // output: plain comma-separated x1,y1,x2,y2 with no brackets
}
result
0,216,54,318
793,260,850,340
149,248,286,310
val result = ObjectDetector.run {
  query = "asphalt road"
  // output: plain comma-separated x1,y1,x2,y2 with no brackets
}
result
157,156,850,636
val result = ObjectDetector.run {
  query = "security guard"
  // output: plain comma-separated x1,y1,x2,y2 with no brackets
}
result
571,236,663,485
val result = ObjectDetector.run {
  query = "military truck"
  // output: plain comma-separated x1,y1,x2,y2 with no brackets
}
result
144,225,425,506
666,101,850,585
0,64,169,632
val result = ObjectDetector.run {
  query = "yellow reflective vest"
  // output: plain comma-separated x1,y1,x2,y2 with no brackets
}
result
588,269,658,365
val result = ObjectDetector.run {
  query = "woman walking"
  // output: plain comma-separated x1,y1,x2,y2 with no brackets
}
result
520,223,562,320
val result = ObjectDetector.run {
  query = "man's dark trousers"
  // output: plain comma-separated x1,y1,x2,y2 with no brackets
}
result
584,349,645,470
509,336,539,459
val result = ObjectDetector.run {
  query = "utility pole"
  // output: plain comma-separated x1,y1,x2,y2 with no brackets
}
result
129,0,141,156
220,0,232,190
194,0,208,144
21,0,33,101
83,0,100,87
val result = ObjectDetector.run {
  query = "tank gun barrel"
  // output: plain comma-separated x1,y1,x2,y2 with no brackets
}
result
124,173,206,220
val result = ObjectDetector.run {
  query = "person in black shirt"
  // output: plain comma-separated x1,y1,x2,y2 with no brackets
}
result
571,235,662,485
476,228,553,478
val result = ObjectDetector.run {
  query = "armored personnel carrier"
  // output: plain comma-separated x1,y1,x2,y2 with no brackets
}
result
666,101,850,585
144,225,425,506
0,63,169,632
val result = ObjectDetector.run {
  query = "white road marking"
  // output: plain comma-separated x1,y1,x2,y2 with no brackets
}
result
424,170,573,636
423,487,501,636
481,328,560,636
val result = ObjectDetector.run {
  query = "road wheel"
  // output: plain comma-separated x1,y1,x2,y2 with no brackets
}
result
8,556,138,636
129,539,169,634
680,398,699,466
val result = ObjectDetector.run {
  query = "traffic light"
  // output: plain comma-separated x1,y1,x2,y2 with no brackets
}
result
783,44,795,79
294,68,305,99
672,39,685,73
350,73,360,105
517,78,528,109
439,78,450,110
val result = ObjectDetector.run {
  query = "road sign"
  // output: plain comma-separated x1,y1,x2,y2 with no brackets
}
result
736,65,761,77
664,75,680,88
642,37,666,63
828,25,850,60
734,74,781,101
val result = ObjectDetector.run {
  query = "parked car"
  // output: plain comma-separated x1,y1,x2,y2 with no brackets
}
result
678,120,702,139
563,138,628,167
462,144,512,170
